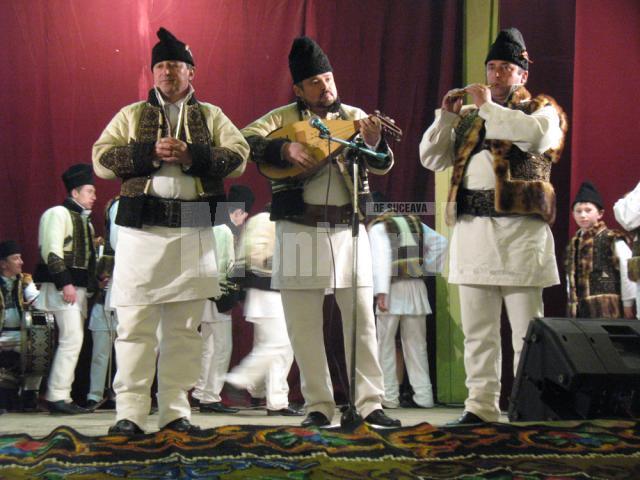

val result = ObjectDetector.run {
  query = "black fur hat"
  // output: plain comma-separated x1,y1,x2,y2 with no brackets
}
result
227,185,255,213
0,240,20,259
151,27,194,68
288,36,333,84
572,181,604,210
62,164,94,193
485,27,530,71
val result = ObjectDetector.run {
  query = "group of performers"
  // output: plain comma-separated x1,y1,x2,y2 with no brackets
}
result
1,26,638,434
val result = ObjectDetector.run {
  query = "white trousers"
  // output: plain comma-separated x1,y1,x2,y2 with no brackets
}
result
458,285,543,421
376,314,433,408
88,328,116,402
193,320,232,403
45,310,84,402
280,287,384,421
113,300,205,428
226,315,294,410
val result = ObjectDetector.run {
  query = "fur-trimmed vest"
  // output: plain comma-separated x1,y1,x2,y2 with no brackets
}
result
565,222,631,318
627,228,640,282
446,86,568,226
370,213,425,279
0,273,32,331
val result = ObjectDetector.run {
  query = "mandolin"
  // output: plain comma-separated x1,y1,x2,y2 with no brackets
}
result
257,111,402,181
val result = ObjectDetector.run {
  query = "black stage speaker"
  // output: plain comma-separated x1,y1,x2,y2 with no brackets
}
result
508,317,640,421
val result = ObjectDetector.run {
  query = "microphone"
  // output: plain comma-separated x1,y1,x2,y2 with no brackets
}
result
309,116,331,136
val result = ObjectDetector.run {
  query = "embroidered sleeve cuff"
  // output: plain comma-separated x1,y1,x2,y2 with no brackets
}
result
246,135,291,167
366,137,392,170
185,143,212,176
131,142,158,175
51,269,73,290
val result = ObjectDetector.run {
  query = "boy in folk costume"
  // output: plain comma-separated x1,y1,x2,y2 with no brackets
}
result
566,181,635,319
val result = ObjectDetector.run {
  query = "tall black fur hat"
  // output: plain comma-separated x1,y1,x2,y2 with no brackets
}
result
227,185,255,213
0,240,20,259
62,164,94,193
485,27,530,71
572,181,604,210
288,36,333,84
151,27,194,68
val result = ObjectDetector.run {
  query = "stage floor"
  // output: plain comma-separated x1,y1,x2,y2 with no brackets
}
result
0,406,505,437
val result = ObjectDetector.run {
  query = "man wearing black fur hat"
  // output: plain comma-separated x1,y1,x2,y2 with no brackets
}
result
420,28,568,425
34,163,97,414
0,240,40,412
241,36,400,428
93,28,249,435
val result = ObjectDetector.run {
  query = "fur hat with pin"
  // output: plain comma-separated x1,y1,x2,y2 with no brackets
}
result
288,36,333,84
151,27,194,68
62,164,94,193
485,27,531,71
572,181,604,210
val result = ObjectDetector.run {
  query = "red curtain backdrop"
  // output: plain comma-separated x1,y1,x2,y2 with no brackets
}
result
0,0,461,403
571,0,640,232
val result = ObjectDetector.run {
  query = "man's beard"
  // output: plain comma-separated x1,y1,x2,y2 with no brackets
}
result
296,96,342,114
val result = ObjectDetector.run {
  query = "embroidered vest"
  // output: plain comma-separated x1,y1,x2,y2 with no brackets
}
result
446,86,568,226
373,213,425,279
0,274,27,331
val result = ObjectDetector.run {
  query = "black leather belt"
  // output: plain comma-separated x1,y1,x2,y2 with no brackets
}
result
295,203,354,227
142,197,213,228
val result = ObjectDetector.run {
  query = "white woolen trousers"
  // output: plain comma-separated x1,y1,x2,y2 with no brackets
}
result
113,300,205,429
280,287,385,421
376,314,433,407
45,310,84,402
458,285,543,421
88,329,116,402
193,320,232,403
226,315,294,410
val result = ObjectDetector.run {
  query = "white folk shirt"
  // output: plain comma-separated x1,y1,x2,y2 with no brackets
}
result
419,101,563,287
614,182,640,314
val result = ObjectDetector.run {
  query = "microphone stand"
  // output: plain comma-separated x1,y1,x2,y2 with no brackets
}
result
319,133,387,429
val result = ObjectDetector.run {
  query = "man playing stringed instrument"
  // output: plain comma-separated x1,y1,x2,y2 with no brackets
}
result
241,36,400,428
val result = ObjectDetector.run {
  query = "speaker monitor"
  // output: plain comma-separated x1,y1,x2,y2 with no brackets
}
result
508,317,640,421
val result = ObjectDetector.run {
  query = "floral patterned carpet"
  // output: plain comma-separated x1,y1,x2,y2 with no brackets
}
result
1,420,639,479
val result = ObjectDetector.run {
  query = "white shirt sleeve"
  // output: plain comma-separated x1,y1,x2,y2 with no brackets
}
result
614,182,640,231
419,109,459,171
615,239,636,304
422,223,448,274
368,223,391,296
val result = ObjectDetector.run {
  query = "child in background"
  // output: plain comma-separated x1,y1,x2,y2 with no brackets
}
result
565,181,636,319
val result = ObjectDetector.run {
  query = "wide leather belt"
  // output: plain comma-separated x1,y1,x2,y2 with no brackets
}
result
295,203,354,227
142,197,212,228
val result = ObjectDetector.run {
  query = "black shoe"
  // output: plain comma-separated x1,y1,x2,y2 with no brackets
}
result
20,390,40,411
301,411,330,427
267,406,304,416
47,400,89,415
161,417,201,434
199,401,239,414
364,409,401,428
446,411,487,427
86,398,107,412
108,419,145,436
